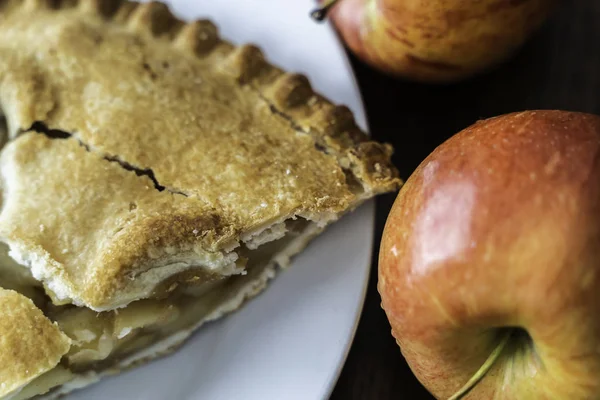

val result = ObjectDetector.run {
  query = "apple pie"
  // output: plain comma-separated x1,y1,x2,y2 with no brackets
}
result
0,1,401,399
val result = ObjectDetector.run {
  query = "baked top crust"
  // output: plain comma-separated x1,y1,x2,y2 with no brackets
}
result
0,132,233,310
0,1,402,398
0,0,401,310
0,288,71,398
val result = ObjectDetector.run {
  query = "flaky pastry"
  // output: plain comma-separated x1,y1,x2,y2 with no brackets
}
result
0,1,402,398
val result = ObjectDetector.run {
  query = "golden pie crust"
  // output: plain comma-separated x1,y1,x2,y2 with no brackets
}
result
0,0,402,398
0,0,400,312
0,289,71,398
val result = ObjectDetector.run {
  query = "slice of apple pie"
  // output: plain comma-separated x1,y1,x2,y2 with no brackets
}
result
0,1,402,399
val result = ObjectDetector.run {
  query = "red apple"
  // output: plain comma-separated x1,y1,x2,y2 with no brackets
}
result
313,0,556,83
378,110,600,399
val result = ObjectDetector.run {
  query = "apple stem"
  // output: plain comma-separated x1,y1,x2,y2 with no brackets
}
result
447,330,512,400
310,0,340,22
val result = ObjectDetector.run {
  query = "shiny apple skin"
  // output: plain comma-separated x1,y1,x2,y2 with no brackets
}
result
379,111,600,399
329,0,556,83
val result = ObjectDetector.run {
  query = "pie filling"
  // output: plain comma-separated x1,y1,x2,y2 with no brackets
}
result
0,218,317,400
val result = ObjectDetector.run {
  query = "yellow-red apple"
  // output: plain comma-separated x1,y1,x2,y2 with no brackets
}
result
379,110,600,399
314,0,556,83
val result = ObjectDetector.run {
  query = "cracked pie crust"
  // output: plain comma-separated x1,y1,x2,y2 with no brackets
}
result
0,1,401,399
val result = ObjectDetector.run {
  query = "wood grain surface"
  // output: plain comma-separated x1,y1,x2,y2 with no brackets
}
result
330,1,600,398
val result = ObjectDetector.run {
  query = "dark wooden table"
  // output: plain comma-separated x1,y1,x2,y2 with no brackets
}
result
330,1,600,398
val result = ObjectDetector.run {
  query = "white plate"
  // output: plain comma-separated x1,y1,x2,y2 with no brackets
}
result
69,1,375,399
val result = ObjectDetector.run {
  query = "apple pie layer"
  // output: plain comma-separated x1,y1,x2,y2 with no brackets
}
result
1,215,321,400
0,1,402,398
0,132,334,399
